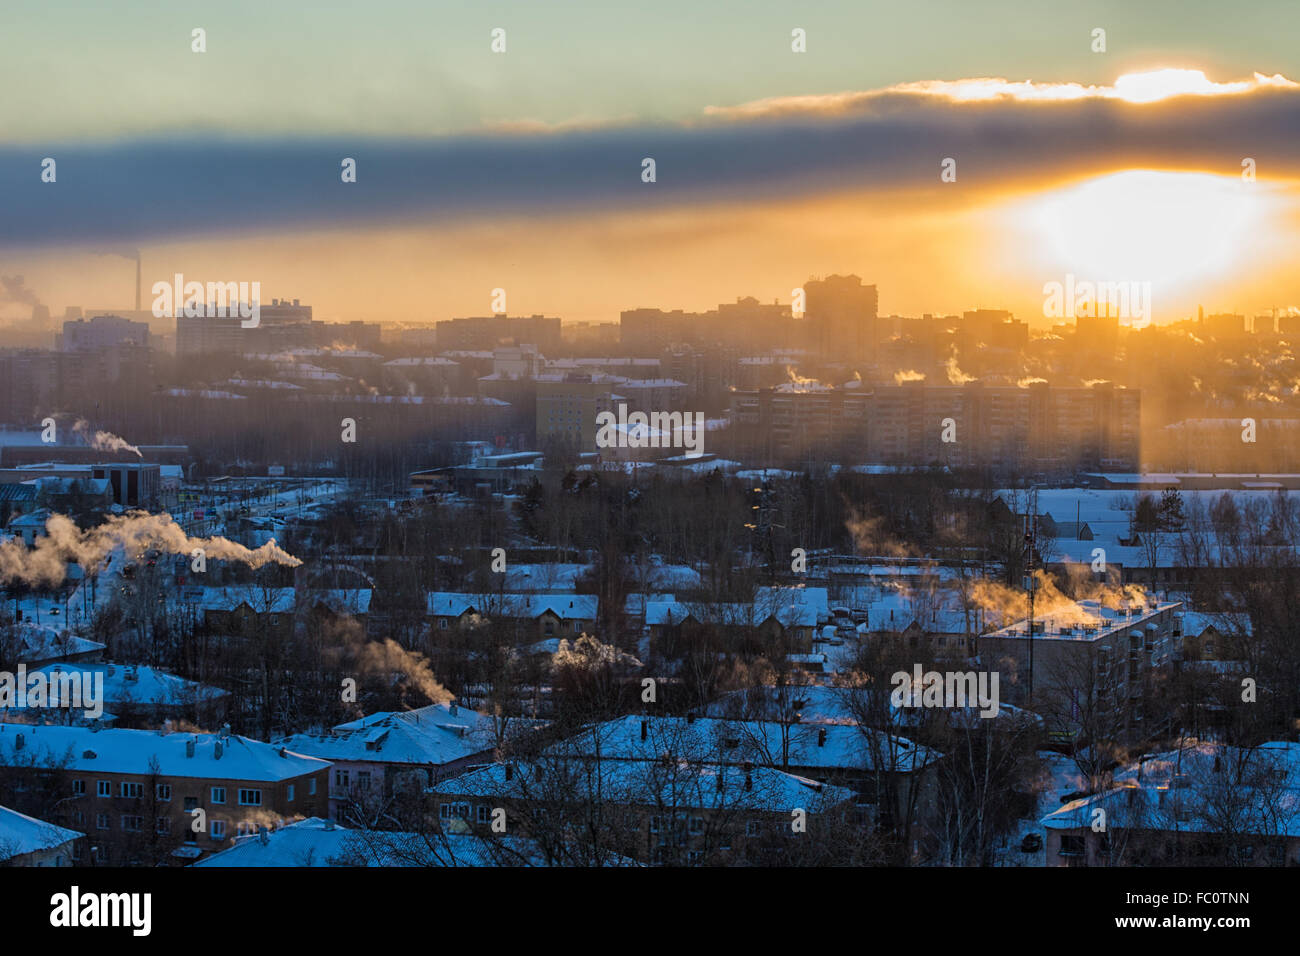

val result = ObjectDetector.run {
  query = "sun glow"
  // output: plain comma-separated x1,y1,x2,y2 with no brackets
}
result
1020,170,1268,287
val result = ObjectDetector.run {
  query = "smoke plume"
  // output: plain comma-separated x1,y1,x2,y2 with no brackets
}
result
72,418,142,457
0,511,301,587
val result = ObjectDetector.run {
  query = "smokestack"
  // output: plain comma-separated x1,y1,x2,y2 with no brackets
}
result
640,719,647,740
135,255,141,312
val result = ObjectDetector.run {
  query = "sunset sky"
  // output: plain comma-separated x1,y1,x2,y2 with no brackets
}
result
2,0,1299,327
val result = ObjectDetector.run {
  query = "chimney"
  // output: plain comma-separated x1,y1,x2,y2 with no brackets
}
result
258,825,269,846
14,733,23,751
214,740,223,760
505,764,513,781
817,727,827,748
640,719,648,741
186,738,196,758
744,772,753,792
686,712,695,725
449,701,457,716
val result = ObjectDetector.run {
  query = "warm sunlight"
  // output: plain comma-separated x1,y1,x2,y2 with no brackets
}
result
1020,170,1267,286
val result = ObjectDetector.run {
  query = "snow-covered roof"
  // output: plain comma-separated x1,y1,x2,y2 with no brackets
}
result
24,662,227,708
192,817,533,867
437,758,856,814
303,589,372,616
7,625,105,666
0,805,81,859
1042,741,1300,838
281,703,499,767
197,587,296,614
0,724,327,781
425,592,598,621
559,715,938,773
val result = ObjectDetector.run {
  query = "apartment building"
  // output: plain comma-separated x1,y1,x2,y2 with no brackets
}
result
1041,742,1300,867
280,702,500,823
431,753,857,865
729,380,1140,469
426,592,598,641
0,724,329,865
980,598,1183,743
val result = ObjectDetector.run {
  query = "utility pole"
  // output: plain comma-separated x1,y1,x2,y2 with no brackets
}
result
1024,488,1039,707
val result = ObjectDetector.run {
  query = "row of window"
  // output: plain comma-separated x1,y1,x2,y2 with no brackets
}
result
72,779,315,804
81,813,289,842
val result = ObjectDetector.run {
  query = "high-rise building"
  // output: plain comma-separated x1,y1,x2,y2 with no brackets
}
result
804,275,878,360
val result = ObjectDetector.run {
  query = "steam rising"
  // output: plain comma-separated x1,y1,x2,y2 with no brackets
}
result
72,418,142,457
0,511,301,587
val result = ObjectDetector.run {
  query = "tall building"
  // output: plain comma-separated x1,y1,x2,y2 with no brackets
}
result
58,315,150,352
435,315,562,353
805,275,878,361
176,298,313,356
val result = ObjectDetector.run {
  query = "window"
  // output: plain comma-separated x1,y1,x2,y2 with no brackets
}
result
477,805,490,824
120,782,143,798
1059,835,1086,857
357,771,371,792
210,820,226,840
745,821,761,838
96,813,109,830
308,779,317,795
334,769,350,788
689,816,705,834
72,779,85,796
210,787,226,804
270,615,280,626
649,816,661,833
73,810,85,825
236,822,252,837
439,619,449,630
238,789,262,807
156,817,171,834
183,797,198,812
97,781,111,798
121,815,143,832
156,783,171,801
287,784,295,802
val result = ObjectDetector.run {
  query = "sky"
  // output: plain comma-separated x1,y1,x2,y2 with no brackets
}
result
2,0,1299,326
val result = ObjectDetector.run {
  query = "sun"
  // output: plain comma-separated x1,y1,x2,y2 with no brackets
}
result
1017,169,1267,287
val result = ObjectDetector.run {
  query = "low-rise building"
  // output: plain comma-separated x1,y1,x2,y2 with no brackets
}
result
0,724,329,865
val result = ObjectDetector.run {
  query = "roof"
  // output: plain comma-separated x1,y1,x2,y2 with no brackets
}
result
6,625,105,665
1042,741,1300,838
988,599,1182,642
198,587,296,614
281,702,499,767
559,715,938,773
436,758,857,815
0,805,81,859
24,662,227,708
303,589,372,615
0,724,327,782
425,592,598,621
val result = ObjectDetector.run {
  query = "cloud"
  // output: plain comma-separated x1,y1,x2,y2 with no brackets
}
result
3,70,1298,250
703,69,1300,118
